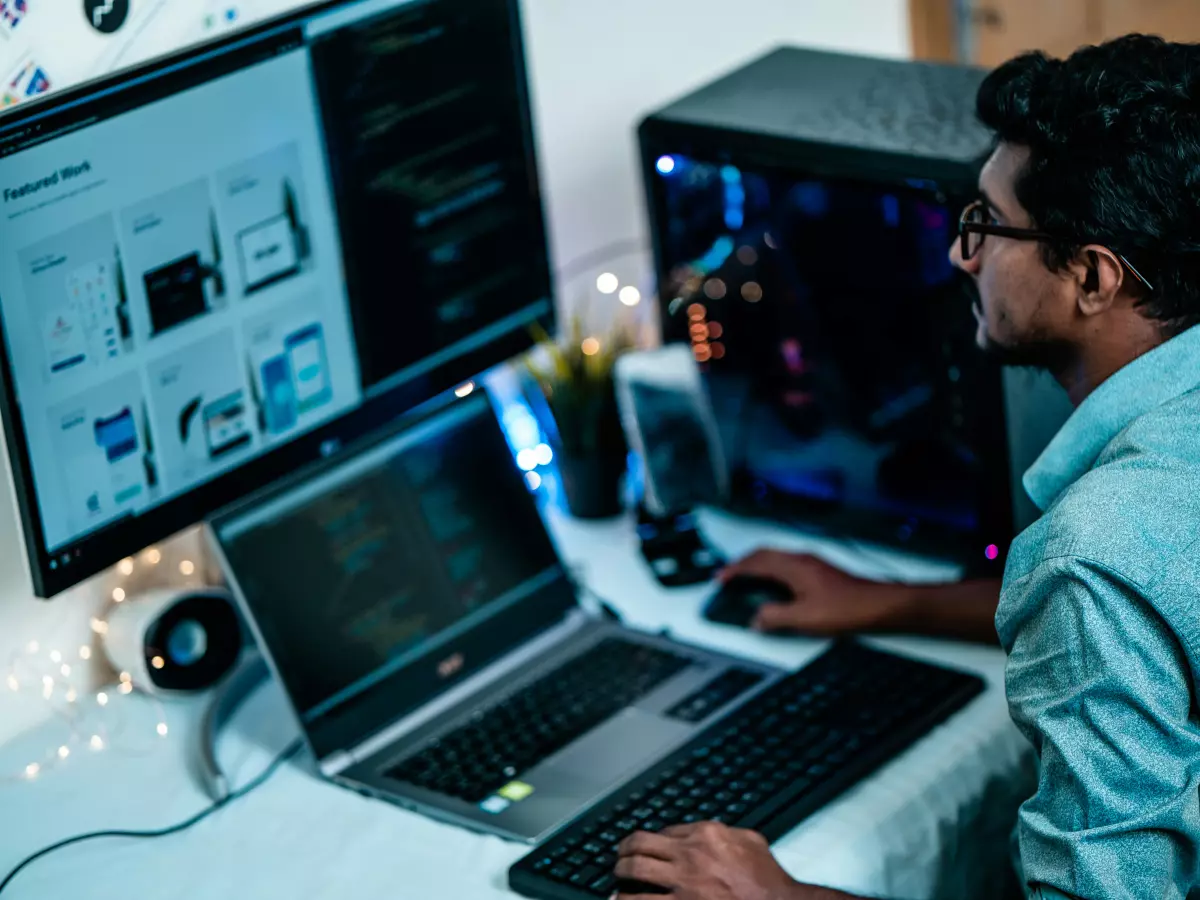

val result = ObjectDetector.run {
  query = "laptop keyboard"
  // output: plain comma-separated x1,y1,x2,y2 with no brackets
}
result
385,638,692,803
508,641,984,899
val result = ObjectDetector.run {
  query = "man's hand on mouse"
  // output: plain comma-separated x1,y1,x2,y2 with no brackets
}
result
612,822,858,900
718,550,911,635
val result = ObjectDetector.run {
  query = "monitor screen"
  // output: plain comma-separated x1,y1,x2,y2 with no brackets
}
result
0,0,552,596
652,154,1010,565
213,393,565,738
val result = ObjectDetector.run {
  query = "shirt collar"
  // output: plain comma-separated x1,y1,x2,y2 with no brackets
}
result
1024,323,1200,511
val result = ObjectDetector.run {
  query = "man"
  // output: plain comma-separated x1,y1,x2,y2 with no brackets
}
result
614,35,1200,900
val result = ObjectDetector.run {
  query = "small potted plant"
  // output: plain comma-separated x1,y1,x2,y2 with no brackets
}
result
526,315,636,519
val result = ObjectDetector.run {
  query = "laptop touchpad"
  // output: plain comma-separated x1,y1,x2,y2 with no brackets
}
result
545,707,692,786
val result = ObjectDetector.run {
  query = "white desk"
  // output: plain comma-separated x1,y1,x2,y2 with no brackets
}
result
0,505,1035,900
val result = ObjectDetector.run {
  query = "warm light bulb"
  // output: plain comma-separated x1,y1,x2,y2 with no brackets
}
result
79,646,92,661
703,279,727,300
112,587,126,603
687,303,707,321
454,381,475,398
90,735,105,751
741,282,763,303
24,763,39,780
581,337,601,356
119,671,132,683
118,558,134,576
179,560,195,576
91,618,109,635
96,692,109,707
618,286,641,307
144,547,162,565
119,682,133,695
596,272,619,295
49,650,62,664
57,745,70,760
151,656,165,670
157,723,169,737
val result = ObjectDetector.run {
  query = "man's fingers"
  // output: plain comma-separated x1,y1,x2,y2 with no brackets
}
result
613,856,677,891
752,601,802,632
659,822,703,838
617,830,678,861
717,550,786,584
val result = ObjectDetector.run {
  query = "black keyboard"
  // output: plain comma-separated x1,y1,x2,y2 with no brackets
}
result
385,638,691,803
509,641,984,899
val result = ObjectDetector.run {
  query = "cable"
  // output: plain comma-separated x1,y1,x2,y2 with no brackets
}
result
0,738,304,897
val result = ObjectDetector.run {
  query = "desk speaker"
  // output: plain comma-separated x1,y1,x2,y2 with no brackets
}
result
103,588,242,696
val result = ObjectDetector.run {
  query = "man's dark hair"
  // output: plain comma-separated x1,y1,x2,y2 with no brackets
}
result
977,34,1200,335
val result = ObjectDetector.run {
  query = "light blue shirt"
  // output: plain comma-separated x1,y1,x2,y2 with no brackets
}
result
997,324,1200,899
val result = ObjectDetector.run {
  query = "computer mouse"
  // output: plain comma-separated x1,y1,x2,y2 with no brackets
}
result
702,574,794,628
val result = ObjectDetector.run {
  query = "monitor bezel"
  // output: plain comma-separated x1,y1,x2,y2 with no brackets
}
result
0,0,553,597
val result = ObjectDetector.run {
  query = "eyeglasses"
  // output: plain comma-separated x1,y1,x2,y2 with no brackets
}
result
958,200,1155,293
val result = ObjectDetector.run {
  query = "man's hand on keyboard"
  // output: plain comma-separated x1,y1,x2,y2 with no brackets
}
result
613,822,860,900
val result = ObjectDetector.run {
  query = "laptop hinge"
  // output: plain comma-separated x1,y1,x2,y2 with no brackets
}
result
321,751,355,778
331,607,593,775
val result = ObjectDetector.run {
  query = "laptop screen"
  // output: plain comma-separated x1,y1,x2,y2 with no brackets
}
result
213,393,572,753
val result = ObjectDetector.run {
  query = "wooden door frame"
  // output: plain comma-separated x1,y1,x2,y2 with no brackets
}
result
909,0,959,61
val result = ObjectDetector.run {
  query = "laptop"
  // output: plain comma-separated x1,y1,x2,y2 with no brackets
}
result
208,390,784,843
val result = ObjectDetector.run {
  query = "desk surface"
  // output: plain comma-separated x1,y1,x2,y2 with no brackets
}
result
0,506,1035,900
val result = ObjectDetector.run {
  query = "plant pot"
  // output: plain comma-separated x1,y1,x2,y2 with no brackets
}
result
558,451,625,519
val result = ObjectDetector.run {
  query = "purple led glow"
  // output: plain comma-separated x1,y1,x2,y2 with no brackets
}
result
985,544,1000,561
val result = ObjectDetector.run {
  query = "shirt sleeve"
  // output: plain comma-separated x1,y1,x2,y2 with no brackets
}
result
1003,556,1200,899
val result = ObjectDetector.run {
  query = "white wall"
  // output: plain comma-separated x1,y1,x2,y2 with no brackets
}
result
521,0,910,288
0,0,911,745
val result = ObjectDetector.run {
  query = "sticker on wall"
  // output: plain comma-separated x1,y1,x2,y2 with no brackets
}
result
1,54,51,107
0,0,30,35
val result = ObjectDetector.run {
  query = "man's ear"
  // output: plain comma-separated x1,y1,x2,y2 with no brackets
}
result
1069,245,1125,316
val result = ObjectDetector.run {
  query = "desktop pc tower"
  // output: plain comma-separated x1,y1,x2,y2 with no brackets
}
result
638,47,1018,574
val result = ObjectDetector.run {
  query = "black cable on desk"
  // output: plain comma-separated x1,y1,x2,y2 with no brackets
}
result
0,738,304,897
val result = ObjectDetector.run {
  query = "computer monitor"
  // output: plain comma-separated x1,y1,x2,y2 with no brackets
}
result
639,49,1014,573
0,0,553,597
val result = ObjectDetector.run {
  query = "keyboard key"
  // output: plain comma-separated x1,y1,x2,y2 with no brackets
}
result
590,873,617,894
570,866,603,886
